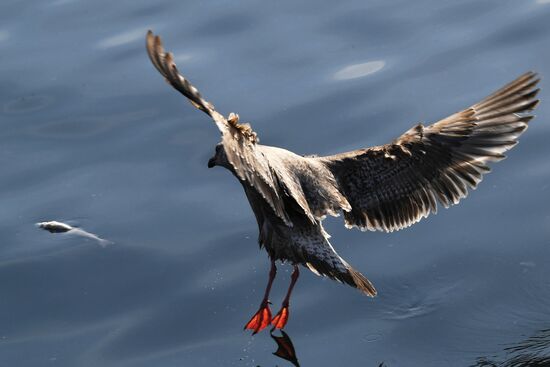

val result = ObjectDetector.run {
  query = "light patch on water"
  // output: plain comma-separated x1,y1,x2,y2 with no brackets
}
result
174,53,193,63
97,27,151,49
334,60,385,80
536,0,550,4
50,0,78,5
0,30,9,43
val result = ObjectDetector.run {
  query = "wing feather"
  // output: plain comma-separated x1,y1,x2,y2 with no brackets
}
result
146,31,292,225
321,72,540,232
146,31,227,130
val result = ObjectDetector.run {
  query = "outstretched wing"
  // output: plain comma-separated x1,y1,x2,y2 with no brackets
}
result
146,30,229,131
146,31,292,225
321,72,540,232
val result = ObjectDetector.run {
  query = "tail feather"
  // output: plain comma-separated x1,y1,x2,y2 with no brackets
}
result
294,225,377,297
305,258,378,297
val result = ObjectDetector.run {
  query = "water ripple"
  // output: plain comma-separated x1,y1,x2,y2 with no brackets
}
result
1,0,549,366
3,95,54,115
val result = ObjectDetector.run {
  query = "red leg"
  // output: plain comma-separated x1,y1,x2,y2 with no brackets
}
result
271,265,299,330
244,260,276,334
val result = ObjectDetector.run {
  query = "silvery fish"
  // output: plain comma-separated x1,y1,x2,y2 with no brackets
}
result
36,221,113,247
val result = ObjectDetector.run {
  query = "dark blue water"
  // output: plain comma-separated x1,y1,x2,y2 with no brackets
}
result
2,1,550,366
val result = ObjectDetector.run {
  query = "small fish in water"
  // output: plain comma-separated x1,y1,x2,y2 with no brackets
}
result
36,221,113,247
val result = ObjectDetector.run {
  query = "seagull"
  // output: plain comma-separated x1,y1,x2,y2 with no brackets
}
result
146,31,540,334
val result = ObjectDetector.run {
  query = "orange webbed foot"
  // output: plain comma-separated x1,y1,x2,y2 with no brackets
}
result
271,306,289,329
244,303,272,334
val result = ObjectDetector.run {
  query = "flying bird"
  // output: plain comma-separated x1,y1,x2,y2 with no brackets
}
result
146,31,540,334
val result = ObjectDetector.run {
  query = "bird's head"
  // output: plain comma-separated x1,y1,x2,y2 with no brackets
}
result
208,143,229,168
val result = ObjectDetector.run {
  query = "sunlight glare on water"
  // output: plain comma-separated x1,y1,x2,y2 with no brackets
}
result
333,60,386,80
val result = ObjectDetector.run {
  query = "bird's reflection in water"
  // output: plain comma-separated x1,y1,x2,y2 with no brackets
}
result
267,330,389,367
270,329,300,367
473,328,550,367
266,328,550,366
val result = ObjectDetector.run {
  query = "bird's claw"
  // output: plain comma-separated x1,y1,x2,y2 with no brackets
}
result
271,306,289,329
244,303,272,334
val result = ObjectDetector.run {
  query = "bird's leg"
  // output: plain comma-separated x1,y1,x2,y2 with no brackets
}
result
271,265,300,330
244,260,276,334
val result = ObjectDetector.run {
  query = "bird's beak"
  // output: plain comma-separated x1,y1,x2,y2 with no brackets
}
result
207,156,216,168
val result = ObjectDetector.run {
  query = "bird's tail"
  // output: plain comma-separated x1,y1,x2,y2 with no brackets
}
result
296,227,377,297
305,259,378,297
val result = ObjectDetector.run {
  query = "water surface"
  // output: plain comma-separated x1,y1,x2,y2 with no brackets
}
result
1,0,550,366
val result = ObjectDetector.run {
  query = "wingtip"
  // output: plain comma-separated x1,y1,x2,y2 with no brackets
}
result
145,30,155,46
524,70,541,85
522,70,538,79
364,285,378,297
529,99,541,111
348,266,377,297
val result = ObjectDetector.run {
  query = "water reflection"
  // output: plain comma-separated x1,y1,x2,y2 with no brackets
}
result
473,328,550,367
270,329,300,367
268,329,391,367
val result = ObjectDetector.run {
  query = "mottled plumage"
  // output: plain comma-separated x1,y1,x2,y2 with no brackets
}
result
146,31,540,303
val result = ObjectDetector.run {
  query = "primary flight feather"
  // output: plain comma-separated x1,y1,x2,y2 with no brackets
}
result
146,31,540,333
